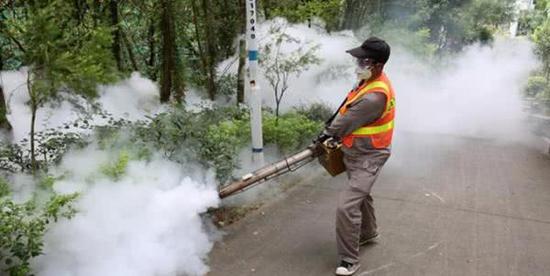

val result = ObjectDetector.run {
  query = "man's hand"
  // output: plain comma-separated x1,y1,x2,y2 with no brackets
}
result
323,137,340,149
314,132,332,144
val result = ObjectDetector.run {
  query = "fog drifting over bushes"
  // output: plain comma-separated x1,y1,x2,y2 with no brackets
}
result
0,17,539,276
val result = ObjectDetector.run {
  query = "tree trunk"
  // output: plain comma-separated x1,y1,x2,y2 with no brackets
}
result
201,0,217,100
160,0,175,103
173,48,186,103
92,0,103,24
236,0,246,104
0,11,5,71
147,18,157,81
73,0,84,23
191,0,210,98
237,38,246,104
341,0,356,30
263,0,270,19
0,40,3,71
110,0,123,71
0,85,12,131
30,104,37,172
122,31,139,71
27,73,38,173
341,0,372,30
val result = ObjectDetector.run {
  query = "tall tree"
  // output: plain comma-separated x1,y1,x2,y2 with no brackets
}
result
0,34,3,71
267,0,344,31
341,0,375,30
122,31,139,72
0,1,19,133
190,0,207,89
110,0,123,70
236,0,246,104
147,17,157,81
0,85,12,132
9,0,116,172
201,0,218,100
160,0,176,103
263,0,272,19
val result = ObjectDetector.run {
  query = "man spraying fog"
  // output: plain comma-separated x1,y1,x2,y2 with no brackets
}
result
318,37,395,275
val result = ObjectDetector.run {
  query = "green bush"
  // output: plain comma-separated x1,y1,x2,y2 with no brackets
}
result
216,74,238,97
525,75,548,97
104,105,252,182
101,151,130,181
1,102,328,188
0,193,78,276
263,112,323,153
293,102,333,123
38,175,55,192
0,176,10,198
109,104,326,181
517,8,547,36
535,89,550,111
524,74,550,113
200,120,250,181
0,127,87,174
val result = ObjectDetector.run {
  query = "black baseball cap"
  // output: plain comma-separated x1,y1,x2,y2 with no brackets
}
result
346,36,391,64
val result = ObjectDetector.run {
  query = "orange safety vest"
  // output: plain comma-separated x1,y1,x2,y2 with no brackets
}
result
339,73,395,149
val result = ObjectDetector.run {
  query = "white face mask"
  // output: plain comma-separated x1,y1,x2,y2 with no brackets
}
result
355,65,372,81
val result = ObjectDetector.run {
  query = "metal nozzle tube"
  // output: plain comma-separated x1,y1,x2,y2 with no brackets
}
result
219,147,317,198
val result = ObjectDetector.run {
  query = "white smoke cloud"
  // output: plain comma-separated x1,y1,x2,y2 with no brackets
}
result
0,69,221,276
0,71,162,143
5,19,535,144
221,18,537,142
32,147,219,276
97,72,162,121
0,70,220,275
0,17,540,276
218,18,358,110
390,38,537,141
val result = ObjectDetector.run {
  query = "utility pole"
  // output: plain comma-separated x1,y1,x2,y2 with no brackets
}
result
246,0,264,164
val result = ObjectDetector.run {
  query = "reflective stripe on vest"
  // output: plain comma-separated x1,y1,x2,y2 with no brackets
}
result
352,120,394,135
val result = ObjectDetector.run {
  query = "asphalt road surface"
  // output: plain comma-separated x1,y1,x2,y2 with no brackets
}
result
207,133,550,276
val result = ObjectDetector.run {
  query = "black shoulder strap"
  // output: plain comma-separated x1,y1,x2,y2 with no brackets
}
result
326,80,367,127
325,98,347,127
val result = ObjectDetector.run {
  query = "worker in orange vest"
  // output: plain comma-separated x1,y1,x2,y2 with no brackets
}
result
318,37,395,276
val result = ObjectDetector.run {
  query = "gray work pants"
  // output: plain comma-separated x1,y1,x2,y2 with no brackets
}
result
336,151,389,264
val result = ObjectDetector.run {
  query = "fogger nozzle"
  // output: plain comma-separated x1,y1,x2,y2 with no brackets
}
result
218,139,346,198
218,147,318,198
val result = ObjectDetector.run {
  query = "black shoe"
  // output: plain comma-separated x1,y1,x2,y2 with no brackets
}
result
335,260,360,275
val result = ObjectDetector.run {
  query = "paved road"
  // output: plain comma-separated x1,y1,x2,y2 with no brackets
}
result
207,133,550,276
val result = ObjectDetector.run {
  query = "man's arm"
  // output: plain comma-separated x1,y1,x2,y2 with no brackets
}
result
324,92,387,139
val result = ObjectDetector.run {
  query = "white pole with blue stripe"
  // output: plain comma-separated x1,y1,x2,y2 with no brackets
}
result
246,0,264,164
